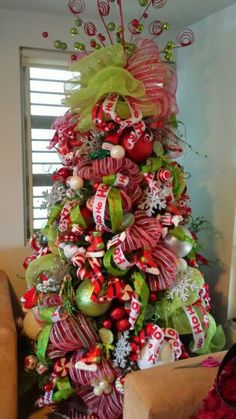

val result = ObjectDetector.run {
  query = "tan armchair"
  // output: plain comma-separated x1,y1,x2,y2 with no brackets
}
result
0,271,17,419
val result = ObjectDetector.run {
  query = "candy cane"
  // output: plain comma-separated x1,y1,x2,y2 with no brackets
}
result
88,258,105,302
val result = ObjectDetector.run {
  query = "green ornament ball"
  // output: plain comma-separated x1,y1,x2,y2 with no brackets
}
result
61,42,67,50
74,42,85,50
139,0,149,6
54,40,62,49
108,22,116,31
121,213,135,229
167,41,175,49
75,18,82,27
79,43,86,51
163,22,171,30
76,280,111,317
138,23,144,32
70,27,78,36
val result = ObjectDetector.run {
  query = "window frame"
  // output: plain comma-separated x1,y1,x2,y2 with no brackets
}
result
20,47,70,240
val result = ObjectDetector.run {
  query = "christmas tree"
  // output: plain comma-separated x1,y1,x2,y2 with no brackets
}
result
21,1,225,417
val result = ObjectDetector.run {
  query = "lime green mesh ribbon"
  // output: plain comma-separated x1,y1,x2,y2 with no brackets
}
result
52,377,74,402
37,324,51,366
26,254,62,287
132,271,149,333
64,44,145,132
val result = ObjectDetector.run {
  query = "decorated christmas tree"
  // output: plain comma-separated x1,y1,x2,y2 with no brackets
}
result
20,1,225,417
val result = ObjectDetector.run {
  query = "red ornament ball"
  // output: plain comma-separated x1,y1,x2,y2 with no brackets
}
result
42,31,49,38
120,376,125,385
116,318,130,332
149,292,158,302
24,355,37,371
71,54,77,61
43,383,52,392
93,182,99,190
102,319,112,329
121,132,153,163
57,167,72,178
90,40,97,48
110,307,126,321
132,19,139,27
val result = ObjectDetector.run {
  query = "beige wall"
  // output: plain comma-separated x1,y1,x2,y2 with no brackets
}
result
177,3,236,322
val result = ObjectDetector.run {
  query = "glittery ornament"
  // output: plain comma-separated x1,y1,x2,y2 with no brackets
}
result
76,280,111,316
24,355,37,372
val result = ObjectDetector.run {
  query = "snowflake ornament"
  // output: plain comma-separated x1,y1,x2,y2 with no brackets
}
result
36,276,61,293
138,180,172,216
166,269,198,302
41,182,67,209
113,331,131,369
79,129,103,156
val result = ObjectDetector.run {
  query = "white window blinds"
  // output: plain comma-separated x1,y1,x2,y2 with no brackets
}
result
21,48,70,235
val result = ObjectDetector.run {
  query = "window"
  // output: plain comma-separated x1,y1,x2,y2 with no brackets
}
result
21,48,70,238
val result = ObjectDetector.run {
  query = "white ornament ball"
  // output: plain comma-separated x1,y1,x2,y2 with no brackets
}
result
115,377,124,394
93,386,103,396
68,175,84,190
110,145,125,159
164,227,193,258
98,379,109,390
177,258,188,273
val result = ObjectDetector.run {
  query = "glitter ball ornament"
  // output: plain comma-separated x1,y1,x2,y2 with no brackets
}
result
24,355,37,372
76,280,111,317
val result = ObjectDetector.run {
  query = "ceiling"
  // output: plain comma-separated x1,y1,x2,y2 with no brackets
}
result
0,0,235,29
